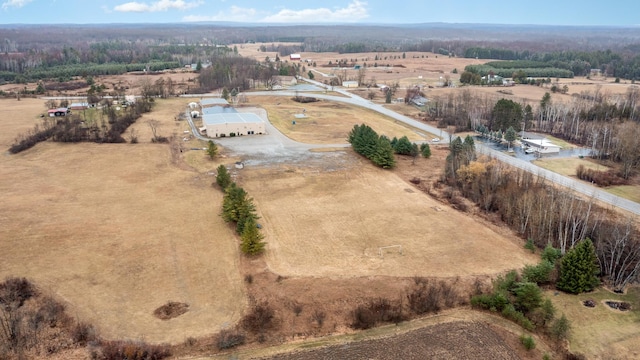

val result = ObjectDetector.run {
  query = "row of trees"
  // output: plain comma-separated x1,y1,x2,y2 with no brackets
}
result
216,165,265,255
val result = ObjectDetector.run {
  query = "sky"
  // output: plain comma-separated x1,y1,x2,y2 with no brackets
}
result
1,0,639,26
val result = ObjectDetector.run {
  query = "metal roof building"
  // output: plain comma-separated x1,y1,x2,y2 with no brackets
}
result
200,98,229,107
202,112,266,138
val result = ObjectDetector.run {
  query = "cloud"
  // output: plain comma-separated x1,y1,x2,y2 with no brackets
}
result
183,6,258,22
1,0,32,10
261,1,369,23
115,0,202,13
182,1,369,23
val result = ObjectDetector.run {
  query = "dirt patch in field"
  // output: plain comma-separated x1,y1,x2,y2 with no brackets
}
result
154,301,190,320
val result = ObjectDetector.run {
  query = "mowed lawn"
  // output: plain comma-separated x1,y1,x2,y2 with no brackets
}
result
251,96,430,144
241,164,538,278
548,287,640,359
0,98,245,344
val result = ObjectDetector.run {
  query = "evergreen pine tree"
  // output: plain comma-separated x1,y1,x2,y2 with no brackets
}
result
420,143,431,158
241,216,265,255
557,238,599,294
215,165,232,189
371,136,396,168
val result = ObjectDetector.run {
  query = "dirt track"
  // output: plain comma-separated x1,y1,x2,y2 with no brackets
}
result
261,321,519,360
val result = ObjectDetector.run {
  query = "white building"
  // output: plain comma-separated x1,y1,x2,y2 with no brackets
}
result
521,136,561,154
202,112,266,138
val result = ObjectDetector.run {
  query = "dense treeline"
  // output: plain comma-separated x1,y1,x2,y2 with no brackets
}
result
463,48,640,79
449,156,640,290
4,61,180,83
197,54,277,92
464,64,574,79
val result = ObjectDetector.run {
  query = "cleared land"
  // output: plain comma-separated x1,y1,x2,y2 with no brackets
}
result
0,98,245,344
240,162,538,278
246,95,430,144
548,287,640,359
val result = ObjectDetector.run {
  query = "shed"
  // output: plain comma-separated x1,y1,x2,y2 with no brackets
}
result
290,54,301,61
69,102,89,110
342,81,358,88
48,107,70,117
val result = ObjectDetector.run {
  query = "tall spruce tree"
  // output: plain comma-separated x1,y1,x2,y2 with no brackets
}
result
557,238,600,294
241,216,265,255
215,165,232,189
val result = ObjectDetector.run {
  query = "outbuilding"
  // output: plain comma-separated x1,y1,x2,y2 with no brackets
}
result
342,80,358,88
48,107,70,117
290,54,301,61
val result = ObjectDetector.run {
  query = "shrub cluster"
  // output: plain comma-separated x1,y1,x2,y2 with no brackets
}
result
351,298,407,330
576,164,626,186
216,330,246,350
99,341,171,360
347,124,395,168
241,302,276,334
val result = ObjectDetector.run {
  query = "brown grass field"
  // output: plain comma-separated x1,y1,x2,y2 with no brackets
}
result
0,97,245,344
239,161,537,278
4,49,639,356
245,95,431,144
532,157,609,177
549,287,640,359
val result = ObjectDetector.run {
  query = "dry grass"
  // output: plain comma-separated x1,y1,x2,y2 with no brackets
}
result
532,158,608,177
548,287,640,359
0,98,245,344
240,161,537,278
605,185,640,203
247,96,428,144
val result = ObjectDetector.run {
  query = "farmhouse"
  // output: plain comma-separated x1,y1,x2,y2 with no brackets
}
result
47,107,70,117
520,132,561,154
202,112,265,138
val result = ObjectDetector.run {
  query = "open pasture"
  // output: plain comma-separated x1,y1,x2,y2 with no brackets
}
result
248,95,430,144
240,162,538,278
0,98,245,344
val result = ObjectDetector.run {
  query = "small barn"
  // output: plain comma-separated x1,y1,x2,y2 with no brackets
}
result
342,81,358,88
48,107,70,117
188,102,198,110
190,111,200,118
290,54,301,61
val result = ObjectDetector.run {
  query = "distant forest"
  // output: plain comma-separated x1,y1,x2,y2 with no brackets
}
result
3,23,640,82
